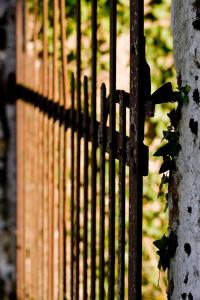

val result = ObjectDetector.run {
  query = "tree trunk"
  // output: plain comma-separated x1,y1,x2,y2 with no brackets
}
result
169,1,200,299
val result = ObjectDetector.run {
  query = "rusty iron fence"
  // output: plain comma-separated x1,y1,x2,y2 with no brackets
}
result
16,0,148,299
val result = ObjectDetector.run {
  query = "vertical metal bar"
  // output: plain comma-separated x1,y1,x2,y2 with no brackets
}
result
16,0,22,84
33,57,40,300
48,64,54,300
34,0,38,59
75,0,81,298
99,83,106,300
53,0,59,101
32,1,39,297
26,61,30,297
43,109,49,300
59,1,68,296
16,104,22,299
24,113,29,298
118,91,126,300
60,0,68,105
91,0,97,298
38,64,45,300
16,102,25,300
70,73,75,300
22,0,26,53
43,1,49,299
32,2,39,298
29,4,38,296
47,3,54,299
16,0,24,298
63,126,68,300
108,0,117,299
83,76,89,300
129,0,144,299
23,0,28,297
43,110,49,300
58,71,65,300
28,62,36,299
34,94,40,300
43,0,48,97
53,1,59,299
35,2,45,298
58,0,65,296
75,84,81,300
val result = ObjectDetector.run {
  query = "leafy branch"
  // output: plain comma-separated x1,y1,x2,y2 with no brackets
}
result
153,83,190,272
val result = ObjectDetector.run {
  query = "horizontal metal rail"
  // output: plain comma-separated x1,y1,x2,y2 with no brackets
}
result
17,84,148,171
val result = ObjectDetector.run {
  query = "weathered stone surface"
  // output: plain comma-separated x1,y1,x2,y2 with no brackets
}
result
169,1,200,298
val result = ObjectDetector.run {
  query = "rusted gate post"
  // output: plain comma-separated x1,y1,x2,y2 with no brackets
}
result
129,0,144,299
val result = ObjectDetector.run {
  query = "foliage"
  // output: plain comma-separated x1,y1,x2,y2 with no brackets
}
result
153,232,178,272
153,234,169,271
152,80,189,293
154,83,190,205
143,0,177,298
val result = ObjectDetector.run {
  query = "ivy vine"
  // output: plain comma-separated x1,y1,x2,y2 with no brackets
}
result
153,83,190,271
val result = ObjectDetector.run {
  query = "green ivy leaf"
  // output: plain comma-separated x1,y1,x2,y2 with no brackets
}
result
154,142,181,158
158,174,169,198
153,234,168,250
157,249,169,271
167,109,178,128
154,143,170,157
179,84,190,104
169,142,182,157
162,130,179,142
159,157,176,173
154,235,170,271
182,95,189,104
153,233,178,271
183,84,191,94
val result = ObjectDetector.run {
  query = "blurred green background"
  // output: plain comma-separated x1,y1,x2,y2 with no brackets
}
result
143,0,175,299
